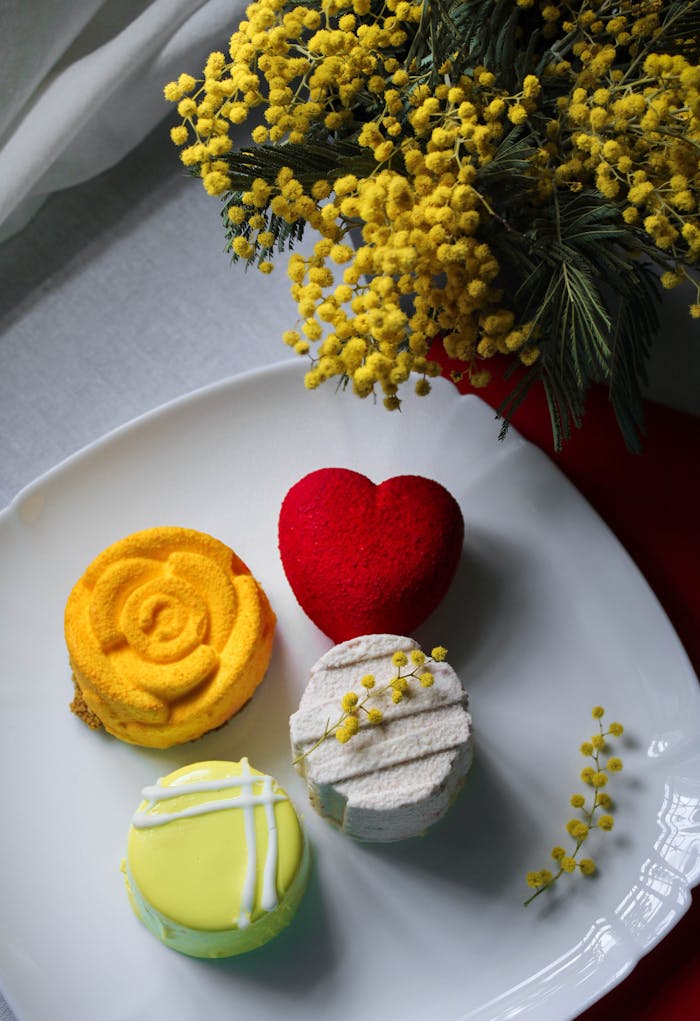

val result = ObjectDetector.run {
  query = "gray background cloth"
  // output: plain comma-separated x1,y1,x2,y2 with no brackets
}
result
2,119,699,511
0,123,317,512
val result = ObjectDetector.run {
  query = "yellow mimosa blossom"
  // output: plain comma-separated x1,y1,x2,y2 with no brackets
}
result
165,0,700,438
525,707,625,905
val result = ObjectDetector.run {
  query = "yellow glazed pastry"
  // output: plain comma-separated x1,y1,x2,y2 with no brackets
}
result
64,527,276,748
121,759,310,957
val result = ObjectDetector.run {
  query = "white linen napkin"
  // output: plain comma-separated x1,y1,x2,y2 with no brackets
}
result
0,0,243,240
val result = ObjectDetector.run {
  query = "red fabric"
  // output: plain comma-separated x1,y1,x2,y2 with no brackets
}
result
431,346,700,1021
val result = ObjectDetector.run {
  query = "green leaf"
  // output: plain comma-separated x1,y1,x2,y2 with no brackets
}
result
486,188,663,450
222,138,374,192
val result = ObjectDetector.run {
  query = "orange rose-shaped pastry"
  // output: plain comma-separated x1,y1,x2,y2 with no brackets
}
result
64,527,276,748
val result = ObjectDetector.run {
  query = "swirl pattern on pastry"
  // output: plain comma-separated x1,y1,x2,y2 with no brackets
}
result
65,527,276,748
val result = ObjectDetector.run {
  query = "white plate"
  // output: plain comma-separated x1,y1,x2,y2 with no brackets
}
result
1,362,699,1021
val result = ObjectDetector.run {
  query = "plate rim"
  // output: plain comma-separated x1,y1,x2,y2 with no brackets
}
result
0,358,698,1021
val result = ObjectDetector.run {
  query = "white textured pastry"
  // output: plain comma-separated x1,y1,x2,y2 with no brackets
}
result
290,635,473,841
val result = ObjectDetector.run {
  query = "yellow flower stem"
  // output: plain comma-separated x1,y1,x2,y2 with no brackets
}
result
523,826,593,906
292,712,348,765
292,683,384,766
293,652,441,765
524,862,562,907
618,3,687,87
474,187,519,235
524,712,624,905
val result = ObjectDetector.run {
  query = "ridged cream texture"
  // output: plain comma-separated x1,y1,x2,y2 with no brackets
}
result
290,635,473,841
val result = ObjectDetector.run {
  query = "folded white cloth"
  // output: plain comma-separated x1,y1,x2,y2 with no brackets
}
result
0,0,242,240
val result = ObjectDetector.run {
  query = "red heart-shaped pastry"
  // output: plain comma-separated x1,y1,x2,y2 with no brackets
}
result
278,468,464,643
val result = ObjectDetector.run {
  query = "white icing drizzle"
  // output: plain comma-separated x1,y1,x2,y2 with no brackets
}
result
261,772,279,912
237,758,258,929
133,759,286,927
140,777,260,801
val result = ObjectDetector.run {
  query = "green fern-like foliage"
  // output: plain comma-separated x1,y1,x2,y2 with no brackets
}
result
486,187,661,450
166,0,700,450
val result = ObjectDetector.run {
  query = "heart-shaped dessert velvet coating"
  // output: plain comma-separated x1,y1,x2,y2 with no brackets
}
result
278,469,464,643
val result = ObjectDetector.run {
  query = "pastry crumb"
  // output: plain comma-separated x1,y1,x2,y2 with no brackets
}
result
70,679,103,730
